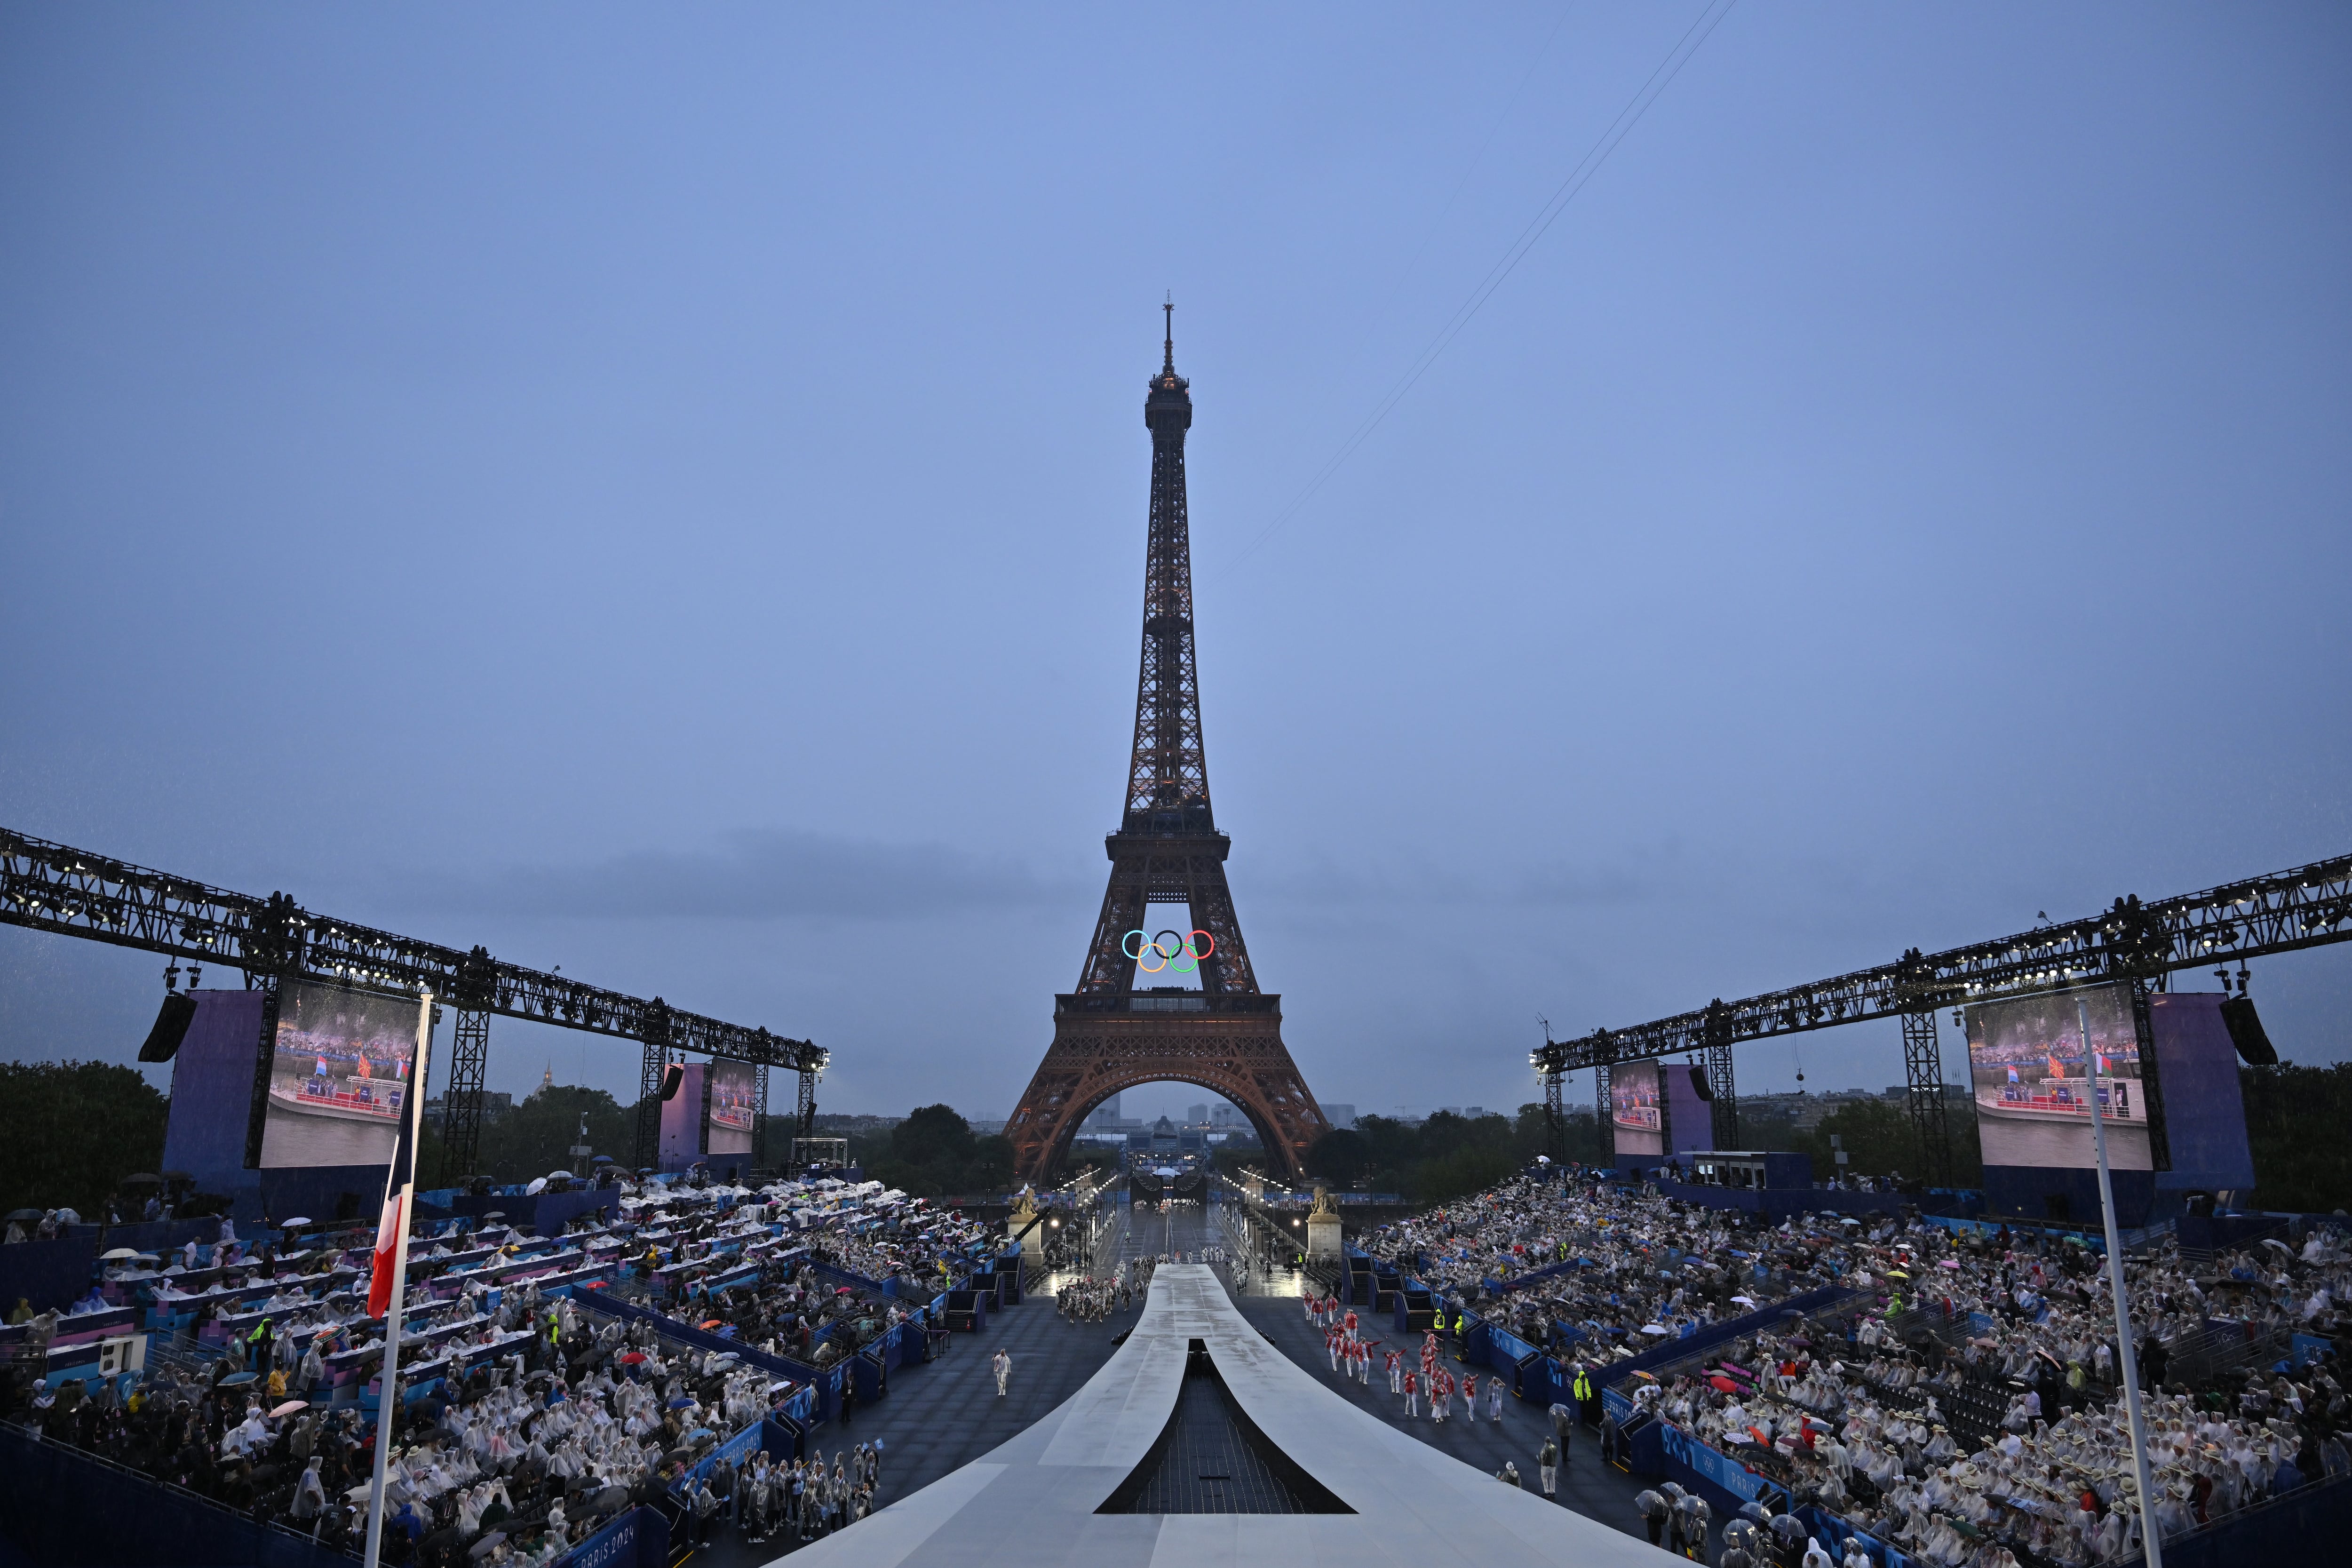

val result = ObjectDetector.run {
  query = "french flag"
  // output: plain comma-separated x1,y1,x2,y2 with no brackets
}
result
368,1194,405,1319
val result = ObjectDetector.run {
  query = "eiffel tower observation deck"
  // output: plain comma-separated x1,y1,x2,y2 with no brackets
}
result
1006,309,1330,1180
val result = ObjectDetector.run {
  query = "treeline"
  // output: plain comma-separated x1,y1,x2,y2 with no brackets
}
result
2238,1063,2352,1214
1305,1107,1553,1205
417,1084,642,1188
836,1105,1020,1198
0,1062,169,1218
1301,1096,1995,1205
5,1061,2344,1217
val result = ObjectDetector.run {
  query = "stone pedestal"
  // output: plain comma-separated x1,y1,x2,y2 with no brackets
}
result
1306,1210,1343,1259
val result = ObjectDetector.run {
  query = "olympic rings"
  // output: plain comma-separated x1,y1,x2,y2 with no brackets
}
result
1122,928,1216,975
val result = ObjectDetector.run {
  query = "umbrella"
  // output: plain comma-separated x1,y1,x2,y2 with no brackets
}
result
120,1173,162,1187
1710,1376,1740,1393
594,1156,616,1165
547,1171,574,1181
1731,1295,1758,1307
101,1247,143,1260
270,1400,308,1417
1641,1323,1670,1335
280,1217,312,1229
466,1533,509,1559
221,1372,258,1386
2261,1238,2292,1253
484,1212,506,1220
3,1209,42,1224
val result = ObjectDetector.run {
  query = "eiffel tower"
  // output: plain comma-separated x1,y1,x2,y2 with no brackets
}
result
1006,307,1329,1181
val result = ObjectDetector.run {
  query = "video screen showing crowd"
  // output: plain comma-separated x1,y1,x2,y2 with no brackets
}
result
1353,1166,2350,1567
257,983,421,1170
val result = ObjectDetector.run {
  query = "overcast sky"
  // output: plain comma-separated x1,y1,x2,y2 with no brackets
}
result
4,4,2348,1130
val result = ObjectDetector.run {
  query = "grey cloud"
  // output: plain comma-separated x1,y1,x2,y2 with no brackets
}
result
381,829,1080,921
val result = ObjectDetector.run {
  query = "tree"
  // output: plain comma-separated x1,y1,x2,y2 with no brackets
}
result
0,1061,170,1218
1306,1128,1370,1187
2240,1063,2352,1212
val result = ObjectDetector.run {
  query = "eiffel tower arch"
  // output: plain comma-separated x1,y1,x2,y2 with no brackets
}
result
1006,308,1329,1182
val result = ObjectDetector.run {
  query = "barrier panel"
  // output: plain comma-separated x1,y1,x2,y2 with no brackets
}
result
0,1234,99,1316
1591,1284,1858,1392
556,1505,667,1568
0,1422,358,1568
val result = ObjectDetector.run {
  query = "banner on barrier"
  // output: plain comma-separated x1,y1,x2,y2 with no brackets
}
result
559,1507,644,1568
1659,1422,1773,1504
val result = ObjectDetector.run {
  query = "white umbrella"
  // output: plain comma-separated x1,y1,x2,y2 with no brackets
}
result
1642,1323,1670,1335
101,1247,142,1261
1731,1295,1758,1307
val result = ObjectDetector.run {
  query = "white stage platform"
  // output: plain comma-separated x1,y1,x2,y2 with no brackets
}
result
768,1265,1666,1568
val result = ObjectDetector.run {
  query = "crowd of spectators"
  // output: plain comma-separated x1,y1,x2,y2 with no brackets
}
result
0,1171,991,1566
5,1277,786,1568
1365,1165,2350,1566
1620,1212,2352,1566
1366,1170,1832,1358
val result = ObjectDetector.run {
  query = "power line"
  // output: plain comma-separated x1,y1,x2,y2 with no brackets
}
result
1216,0,1743,581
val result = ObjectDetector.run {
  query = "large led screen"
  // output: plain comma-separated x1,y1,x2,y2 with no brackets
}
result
257,980,419,1169
1610,1060,1664,1159
707,1059,755,1158
1965,982,2152,1173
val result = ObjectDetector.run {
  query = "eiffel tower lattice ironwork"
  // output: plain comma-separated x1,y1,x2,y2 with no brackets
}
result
1006,307,1329,1181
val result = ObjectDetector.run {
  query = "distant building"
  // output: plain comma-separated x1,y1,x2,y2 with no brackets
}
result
1210,1105,1240,1128
421,1092,513,1128
1464,1106,1485,1119
1088,1093,1122,1129
1321,1103,1356,1130
1439,1106,1462,1117
1187,1103,1209,1126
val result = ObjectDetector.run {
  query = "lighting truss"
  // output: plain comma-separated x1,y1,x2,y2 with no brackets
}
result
1531,852,2352,1076
1,827,824,1075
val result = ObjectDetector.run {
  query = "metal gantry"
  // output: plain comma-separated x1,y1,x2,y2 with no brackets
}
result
442,1009,493,1178
1534,852,2352,1169
0,827,825,1177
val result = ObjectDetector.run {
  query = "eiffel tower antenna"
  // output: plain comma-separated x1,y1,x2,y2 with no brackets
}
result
1005,311,1329,1181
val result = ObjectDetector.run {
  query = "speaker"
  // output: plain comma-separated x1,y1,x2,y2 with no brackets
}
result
1688,1065,1714,1101
660,1063,686,1101
138,992,199,1063
2219,996,2277,1065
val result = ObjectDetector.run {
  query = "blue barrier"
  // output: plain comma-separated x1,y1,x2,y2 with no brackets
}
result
556,1505,667,1568
0,1234,99,1316
1589,1284,1859,1391
1493,1257,1581,1294
0,1422,356,1568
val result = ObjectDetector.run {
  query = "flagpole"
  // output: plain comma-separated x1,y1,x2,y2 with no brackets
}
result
2077,995,2163,1568
363,989,435,1568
